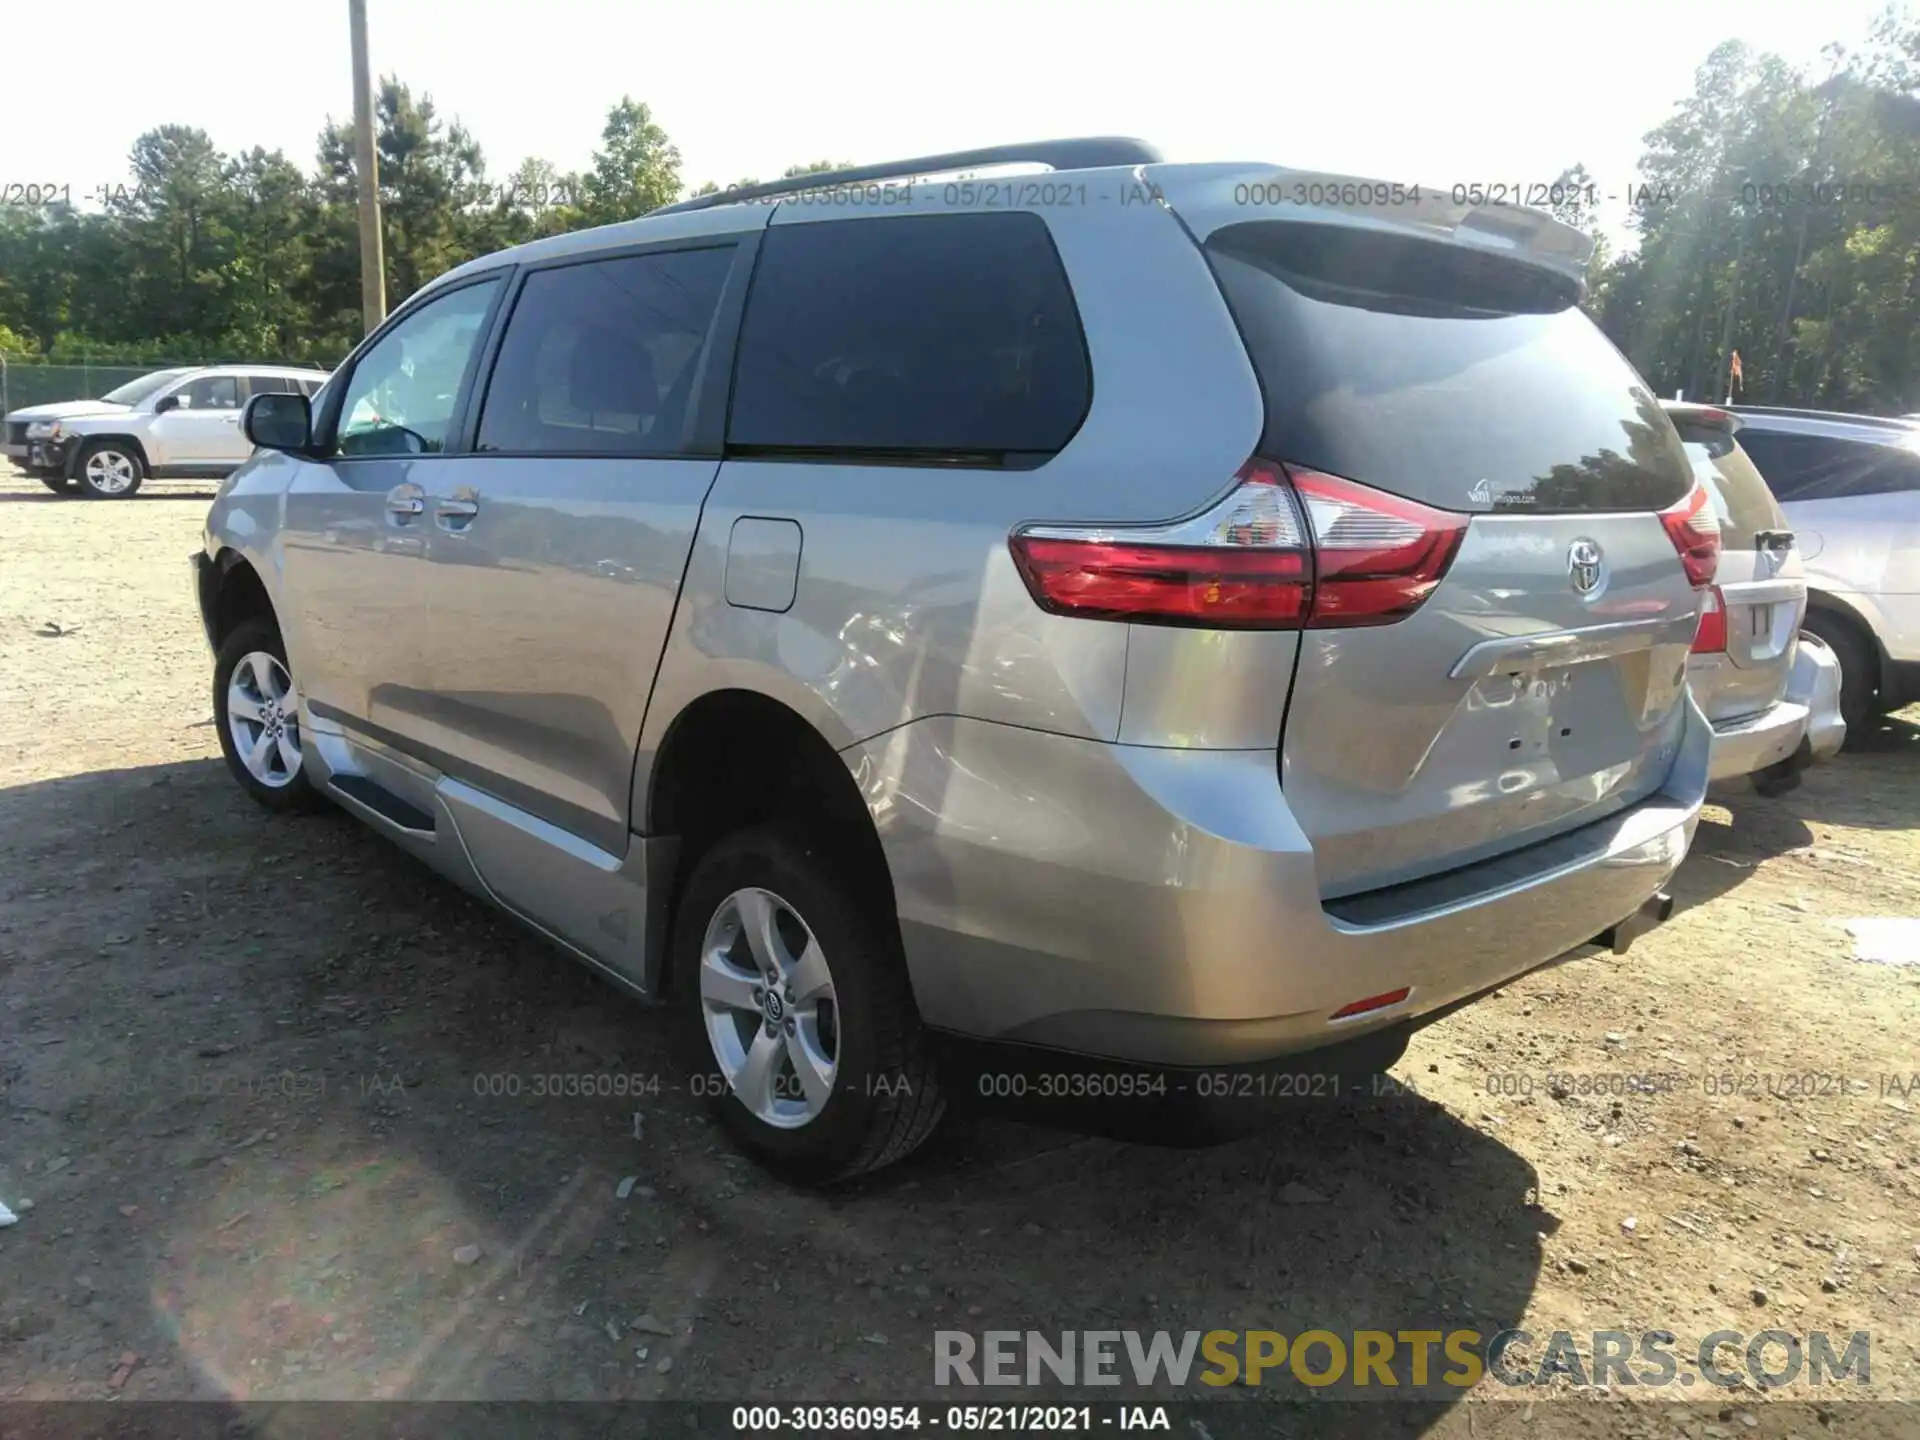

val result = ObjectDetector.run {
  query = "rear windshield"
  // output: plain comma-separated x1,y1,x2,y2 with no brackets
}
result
1206,222,1693,514
1674,437,1784,543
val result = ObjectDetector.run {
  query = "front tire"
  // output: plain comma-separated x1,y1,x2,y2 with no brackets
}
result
674,822,944,1183
36,471,75,495
214,617,321,813
73,440,145,499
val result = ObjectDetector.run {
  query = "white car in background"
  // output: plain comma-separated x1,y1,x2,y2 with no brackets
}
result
1732,406,1920,728
6,364,330,499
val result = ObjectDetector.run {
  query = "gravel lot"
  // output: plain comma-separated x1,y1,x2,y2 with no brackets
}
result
3,465,1919,1435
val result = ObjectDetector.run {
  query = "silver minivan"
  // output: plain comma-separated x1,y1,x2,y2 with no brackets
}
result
1663,402,1846,790
196,140,1713,1180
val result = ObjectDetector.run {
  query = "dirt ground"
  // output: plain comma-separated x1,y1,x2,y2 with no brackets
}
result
3,464,1919,1437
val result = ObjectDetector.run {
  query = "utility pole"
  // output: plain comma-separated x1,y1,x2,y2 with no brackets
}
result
349,0,386,334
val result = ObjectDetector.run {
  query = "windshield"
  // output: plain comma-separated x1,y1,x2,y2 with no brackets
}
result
102,368,195,406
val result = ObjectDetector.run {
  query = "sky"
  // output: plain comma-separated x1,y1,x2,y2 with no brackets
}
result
2,0,1901,248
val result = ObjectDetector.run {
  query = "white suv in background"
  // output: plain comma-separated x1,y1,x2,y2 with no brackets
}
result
6,364,330,498
1731,407,1920,728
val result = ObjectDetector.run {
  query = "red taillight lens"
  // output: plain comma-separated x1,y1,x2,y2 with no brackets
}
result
1659,483,1721,589
1288,468,1470,628
1691,585,1728,654
1008,460,1466,630
1009,461,1312,628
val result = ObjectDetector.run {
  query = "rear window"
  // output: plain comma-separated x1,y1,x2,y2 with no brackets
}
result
1206,221,1693,514
1733,429,1920,502
1674,439,1783,541
727,213,1090,465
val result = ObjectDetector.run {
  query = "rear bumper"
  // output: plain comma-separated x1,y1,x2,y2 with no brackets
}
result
1702,634,1846,783
1794,632,1848,760
1705,699,1811,782
853,695,1709,1070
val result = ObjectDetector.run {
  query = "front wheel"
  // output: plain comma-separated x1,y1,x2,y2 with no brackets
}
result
213,617,322,813
674,823,944,1183
73,441,145,499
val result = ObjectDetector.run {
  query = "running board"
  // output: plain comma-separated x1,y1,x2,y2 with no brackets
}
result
328,773,435,833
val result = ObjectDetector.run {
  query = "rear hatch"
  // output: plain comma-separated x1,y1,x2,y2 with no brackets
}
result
1181,188,1706,898
1665,405,1805,724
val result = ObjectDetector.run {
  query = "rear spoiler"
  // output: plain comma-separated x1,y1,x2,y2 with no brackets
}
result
1660,401,1743,435
1143,163,1596,300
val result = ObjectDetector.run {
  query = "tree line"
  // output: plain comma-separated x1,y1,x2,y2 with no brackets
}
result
3,11,1918,414
0,84,840,369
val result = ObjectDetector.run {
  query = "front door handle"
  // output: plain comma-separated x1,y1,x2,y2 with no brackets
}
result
386,483,425,523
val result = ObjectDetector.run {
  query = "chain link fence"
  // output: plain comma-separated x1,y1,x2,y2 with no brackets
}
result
1,357,325,417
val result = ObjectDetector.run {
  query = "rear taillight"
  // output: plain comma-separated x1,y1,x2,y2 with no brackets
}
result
1287,468,1469,627
1008,459,1465,630
1009,461,1311,628
1691,585,1728,654
1659,483,1721,589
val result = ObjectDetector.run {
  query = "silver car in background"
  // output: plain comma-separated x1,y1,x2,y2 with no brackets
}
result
195,140,1715,1182
1663,402,1846,793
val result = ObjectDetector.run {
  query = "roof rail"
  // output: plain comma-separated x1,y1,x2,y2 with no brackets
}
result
650,137,1163,217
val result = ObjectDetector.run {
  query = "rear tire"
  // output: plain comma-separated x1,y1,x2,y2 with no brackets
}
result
213,617,322,814
1800,611,1875,732
73,440,145,499
673,821,944,1184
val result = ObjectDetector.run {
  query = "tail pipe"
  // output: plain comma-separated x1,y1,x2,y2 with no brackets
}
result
1594,891,1674,956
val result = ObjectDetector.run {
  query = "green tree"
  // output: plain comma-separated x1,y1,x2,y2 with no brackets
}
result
578,98,682,226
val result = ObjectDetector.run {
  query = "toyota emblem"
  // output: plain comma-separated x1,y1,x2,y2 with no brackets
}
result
1568,539,1605,597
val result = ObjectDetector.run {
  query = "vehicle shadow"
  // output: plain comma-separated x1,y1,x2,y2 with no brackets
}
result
1844,707,1920,757
0,489,219,504
0,758,1544,1429
1670,710,1920,918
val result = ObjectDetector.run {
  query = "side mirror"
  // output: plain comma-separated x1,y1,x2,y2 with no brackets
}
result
244,391,312,453
153,393,180,414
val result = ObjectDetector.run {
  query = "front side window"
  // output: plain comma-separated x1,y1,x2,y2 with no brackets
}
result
175,374,242,410
333,278,502,457
727,213,1090,463
475,246,734,456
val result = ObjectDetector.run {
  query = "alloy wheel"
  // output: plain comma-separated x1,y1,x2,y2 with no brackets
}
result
83,449,138,495
698,887,840,1128
226,650,304,788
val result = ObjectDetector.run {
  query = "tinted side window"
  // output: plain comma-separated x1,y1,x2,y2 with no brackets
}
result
728,213,1090,462
476,247,735,456
178,375,241,410
246,374,305,398
1734,431,1920,502
333,278,501,457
